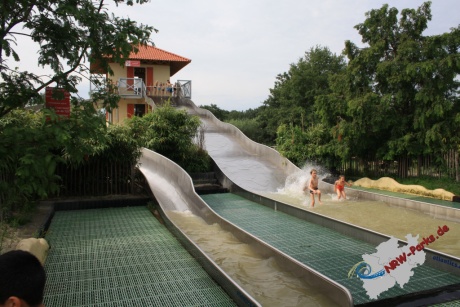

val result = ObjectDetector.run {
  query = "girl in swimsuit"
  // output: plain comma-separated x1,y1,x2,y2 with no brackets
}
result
334,175,352,200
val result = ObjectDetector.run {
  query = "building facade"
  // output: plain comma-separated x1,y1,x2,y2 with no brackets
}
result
91,44,191,124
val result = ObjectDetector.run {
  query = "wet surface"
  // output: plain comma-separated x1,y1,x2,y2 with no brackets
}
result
185,106,290,193
203,122,288,192
172,105,460,304
168,210,338,307
264,191,460,257
184,104,460,258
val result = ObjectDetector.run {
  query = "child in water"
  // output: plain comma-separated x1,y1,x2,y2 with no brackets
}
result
335,175,352,200
303,169,322,207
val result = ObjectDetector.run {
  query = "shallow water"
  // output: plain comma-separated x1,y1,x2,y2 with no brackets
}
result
167,210,339,307
262,191,460,258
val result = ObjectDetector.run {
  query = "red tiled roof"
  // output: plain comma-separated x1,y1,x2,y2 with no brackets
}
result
90,44,191,76
129,45,189,62
129,45,191,76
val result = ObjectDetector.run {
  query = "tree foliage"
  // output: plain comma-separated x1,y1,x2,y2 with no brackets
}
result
318,2,460,165
259,46,346,143
199,104,230,121
257,2,460,173
0,99,114,220
0,0,156,219
196,3,460,177
0,0,156,116
199,104,267,143
126,104,211,173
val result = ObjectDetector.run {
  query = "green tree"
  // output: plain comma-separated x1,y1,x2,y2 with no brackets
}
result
318,2,460,175
0,0,156,116
199,104,229,121
260,46,346,143
226,107,260,121
226,118,265,144
127,104,210,173
0,99,110,220
0,0,157,218
276,123,335,167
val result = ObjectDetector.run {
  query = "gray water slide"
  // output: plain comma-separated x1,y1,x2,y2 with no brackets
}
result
138,108,358,306
139,99,355,305
139,148,353,306
139,98,460,306
182,101,300,194
180,98,460,222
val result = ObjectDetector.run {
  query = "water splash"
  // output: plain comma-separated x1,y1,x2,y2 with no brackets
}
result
277,162,331,204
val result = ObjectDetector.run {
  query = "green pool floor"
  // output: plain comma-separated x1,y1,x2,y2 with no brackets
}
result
43,206,236,307
201,193,460,306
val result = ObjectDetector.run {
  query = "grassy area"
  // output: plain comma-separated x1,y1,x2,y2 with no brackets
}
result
396,177,460,196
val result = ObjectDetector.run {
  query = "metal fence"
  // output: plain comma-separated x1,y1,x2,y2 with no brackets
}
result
0,161,147,221
177,80,191,98
337,150,459,180
55,161,143,197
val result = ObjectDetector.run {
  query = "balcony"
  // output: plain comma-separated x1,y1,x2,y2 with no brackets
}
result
104,78,192,100
118,78,146,99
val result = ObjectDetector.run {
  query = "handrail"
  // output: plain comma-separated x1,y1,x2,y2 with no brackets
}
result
118,78,146,98
177,80,191,98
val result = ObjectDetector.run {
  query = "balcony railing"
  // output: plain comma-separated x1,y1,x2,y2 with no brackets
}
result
107,78,192,99
177,80,191,98
144,81,190,98
118,78,146,98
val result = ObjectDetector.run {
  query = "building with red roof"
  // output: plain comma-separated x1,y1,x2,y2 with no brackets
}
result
91,44,191,124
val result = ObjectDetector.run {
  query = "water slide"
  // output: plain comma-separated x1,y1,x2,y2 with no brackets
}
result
139,98,460,305
180,97,460,221
139,148,353,306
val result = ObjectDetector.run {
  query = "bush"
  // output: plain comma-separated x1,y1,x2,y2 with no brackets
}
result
227,118,265,143
182,146,212,173
126,103,211,173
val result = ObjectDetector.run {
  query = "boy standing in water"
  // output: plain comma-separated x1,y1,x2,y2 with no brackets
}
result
335,175,352,200
303,169,322,207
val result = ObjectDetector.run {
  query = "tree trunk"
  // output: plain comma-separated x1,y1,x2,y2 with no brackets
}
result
417,155,422,177
398,156,408,178
456,150,459,182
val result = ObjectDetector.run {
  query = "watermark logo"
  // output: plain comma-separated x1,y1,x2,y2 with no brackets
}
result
348,261,385,279
348,225,450,299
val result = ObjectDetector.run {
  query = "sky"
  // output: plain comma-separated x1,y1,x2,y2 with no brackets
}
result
10,0,460,111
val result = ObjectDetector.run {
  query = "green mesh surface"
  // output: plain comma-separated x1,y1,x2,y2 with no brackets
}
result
43,206,236,307
201,193,460,305
433,300,460,307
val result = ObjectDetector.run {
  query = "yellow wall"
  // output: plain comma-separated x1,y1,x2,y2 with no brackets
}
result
109,63,125,82
117,99,129,124
108,63,170,84
106,62,171,125
152,65,170,83
109,98,151,125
